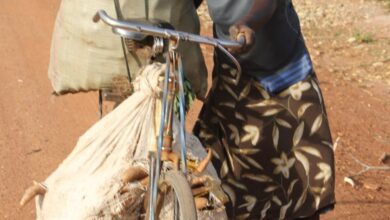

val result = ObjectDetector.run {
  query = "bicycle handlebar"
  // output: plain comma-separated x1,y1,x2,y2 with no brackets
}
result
93,10,243,49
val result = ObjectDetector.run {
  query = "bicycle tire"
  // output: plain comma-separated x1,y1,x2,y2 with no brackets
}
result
158,170,197,220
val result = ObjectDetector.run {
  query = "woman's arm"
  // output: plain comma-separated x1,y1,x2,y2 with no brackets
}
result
238,0,277,30
229,0,277,53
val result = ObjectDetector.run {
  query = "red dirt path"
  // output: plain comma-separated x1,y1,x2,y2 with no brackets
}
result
1,0,389,219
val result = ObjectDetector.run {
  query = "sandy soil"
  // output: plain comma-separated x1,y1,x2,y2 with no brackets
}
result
0,0,389,219
0,1,98,219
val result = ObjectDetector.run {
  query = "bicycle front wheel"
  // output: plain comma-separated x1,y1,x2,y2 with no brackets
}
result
157,170,197,220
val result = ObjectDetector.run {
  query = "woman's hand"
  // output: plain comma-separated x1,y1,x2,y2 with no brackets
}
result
228,24,255,54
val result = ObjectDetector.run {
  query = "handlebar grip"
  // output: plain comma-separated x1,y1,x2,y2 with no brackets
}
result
237,34,246,47
93,12,101,23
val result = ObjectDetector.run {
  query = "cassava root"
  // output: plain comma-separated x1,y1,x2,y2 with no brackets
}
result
195,197,209,210
20,181,47,206
196,148,212,174
120,167,148,184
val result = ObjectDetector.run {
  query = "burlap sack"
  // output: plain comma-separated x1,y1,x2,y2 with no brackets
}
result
48,0,207,98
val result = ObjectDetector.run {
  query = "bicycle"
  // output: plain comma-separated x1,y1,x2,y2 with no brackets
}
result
93,10,245,220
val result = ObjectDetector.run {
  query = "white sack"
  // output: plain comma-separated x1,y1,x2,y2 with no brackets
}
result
37,64,223,219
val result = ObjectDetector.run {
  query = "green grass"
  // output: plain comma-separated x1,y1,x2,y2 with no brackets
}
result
353,31,375,44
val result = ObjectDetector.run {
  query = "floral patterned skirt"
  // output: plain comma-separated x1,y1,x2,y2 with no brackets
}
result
193,62,335,219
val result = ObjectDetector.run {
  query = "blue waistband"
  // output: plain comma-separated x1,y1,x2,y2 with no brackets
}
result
256,52,313,94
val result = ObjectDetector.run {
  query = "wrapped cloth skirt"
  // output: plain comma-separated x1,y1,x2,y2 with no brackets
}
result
194,61,336,219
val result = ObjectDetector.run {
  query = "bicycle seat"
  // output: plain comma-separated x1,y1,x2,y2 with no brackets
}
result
112,18,175,41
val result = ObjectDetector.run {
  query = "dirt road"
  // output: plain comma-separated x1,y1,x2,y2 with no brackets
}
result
0,1,99,219
1,0,390,219
296,1,390,219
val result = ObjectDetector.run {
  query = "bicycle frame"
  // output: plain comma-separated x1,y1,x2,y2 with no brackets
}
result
93,10,243,219
149,44,187,219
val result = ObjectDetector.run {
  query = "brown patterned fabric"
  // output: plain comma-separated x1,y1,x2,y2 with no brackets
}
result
193,62,335,219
